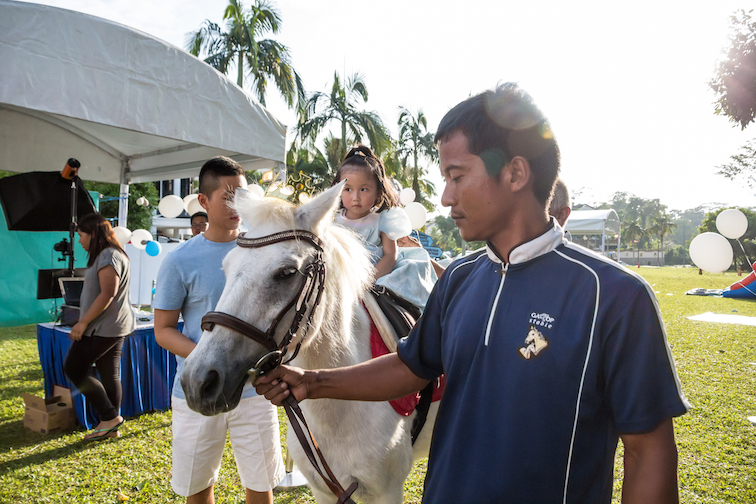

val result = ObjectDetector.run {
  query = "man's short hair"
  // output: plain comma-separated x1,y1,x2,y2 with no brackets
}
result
548,179,571,214
435,83,561,205
199,156,244,196
190,211,208,225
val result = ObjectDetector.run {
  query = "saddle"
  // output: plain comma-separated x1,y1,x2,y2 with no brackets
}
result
365,285,440,444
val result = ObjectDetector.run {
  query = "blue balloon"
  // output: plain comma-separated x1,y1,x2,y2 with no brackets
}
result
145,241,162,257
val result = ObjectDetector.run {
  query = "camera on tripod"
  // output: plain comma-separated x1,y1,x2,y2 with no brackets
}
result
54,238,72,261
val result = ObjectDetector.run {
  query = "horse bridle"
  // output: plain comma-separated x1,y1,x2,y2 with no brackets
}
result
201,229,326,373
199,229,358,504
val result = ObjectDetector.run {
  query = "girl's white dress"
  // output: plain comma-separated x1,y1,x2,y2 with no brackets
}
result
334,207,437,311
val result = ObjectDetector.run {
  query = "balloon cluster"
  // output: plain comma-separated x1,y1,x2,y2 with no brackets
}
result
111,192,209,257
397,186,428,230
689,209,748,273
113,226,162,257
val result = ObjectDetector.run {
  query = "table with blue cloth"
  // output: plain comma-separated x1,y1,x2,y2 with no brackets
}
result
36,318,181,429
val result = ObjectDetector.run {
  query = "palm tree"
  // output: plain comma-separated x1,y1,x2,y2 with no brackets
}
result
396,107,438,211
296,72,390,160
186,0,305,109
622,220,645,267
285,141,331,191
648,214,677,266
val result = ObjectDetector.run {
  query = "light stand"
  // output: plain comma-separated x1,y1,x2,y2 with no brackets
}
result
53,158,81,277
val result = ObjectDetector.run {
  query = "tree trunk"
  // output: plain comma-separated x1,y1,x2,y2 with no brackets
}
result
237,51,243,87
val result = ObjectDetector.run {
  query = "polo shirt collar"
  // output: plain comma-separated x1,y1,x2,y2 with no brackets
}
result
485,217,564,265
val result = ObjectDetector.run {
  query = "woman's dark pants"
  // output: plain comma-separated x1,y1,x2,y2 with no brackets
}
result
64,335,126,422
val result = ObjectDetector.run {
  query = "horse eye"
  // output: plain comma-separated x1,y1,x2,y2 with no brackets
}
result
276,267,298,280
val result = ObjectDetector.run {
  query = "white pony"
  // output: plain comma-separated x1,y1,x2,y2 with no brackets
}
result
181,183,436,504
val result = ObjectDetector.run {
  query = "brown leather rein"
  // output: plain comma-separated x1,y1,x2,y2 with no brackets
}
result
199,229,357,504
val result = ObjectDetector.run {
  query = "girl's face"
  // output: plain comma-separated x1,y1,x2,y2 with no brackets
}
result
78,230,92,252
341,167,378,220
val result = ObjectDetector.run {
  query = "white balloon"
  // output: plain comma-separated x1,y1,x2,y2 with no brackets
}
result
113,226,132,247
716,209,748,240
136,196,149,207
186,198,204,216
400,188,416,206
183,193,198,212
248,184,265,200
689,232,733,273
158,195,184,218
404,202,427,230
131,229,153,250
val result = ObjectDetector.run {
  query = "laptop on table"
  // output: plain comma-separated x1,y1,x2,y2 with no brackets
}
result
58,277,85,327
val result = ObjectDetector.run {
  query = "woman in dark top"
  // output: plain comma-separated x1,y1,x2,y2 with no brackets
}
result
64,213,136,440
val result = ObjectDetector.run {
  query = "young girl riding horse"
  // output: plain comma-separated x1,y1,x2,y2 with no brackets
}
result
331,146,436,310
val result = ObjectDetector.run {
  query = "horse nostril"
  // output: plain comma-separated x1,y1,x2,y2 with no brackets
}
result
200,369,223,399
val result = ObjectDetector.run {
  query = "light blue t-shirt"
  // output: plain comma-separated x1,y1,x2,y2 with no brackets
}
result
153,234,257,400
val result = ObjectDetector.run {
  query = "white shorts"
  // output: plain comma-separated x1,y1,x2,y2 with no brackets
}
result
171,395,285,496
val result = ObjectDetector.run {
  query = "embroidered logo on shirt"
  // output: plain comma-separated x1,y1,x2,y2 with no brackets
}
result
518,325,549,359
529,312,554,329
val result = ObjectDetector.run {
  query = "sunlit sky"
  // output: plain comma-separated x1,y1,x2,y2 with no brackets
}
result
21,0,756,214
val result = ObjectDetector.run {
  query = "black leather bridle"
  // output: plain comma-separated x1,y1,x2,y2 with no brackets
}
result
199,229,357,504
201,229,326,371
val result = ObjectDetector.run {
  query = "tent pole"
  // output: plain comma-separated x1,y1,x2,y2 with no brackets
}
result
68,177,77,276
617,225,621,262
118,183,130,228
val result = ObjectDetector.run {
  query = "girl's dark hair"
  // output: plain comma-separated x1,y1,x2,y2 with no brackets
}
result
77,213,128,267
330,145,399,212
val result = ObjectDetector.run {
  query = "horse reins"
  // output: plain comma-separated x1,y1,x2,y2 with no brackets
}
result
200,229,358,504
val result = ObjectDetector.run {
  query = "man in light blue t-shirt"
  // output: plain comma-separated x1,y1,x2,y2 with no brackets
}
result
154,156,284,504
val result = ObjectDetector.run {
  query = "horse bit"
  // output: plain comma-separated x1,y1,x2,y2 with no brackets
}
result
199,229,358,504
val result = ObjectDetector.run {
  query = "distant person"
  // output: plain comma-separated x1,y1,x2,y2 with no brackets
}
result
154,157,284,504
549,178,571,226
256,83,688,503
189,211,208,236
64,213,136,441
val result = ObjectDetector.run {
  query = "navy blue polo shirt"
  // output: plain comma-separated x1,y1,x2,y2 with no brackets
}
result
397,221,689,503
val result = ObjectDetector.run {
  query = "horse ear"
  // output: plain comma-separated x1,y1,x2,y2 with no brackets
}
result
296,181,344,233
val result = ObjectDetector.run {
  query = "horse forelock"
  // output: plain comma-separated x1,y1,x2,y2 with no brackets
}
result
236,195,296,235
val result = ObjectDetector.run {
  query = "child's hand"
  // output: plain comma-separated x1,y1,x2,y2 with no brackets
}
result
397,235,422,248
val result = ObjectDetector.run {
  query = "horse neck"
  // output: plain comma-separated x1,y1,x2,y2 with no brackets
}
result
295,257,372,371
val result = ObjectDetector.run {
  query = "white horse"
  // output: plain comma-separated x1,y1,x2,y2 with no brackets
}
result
181,183,436,504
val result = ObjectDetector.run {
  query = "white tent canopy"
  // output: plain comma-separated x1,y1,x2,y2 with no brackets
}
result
565,209,620,235
565,209,621,257
0,0,286,186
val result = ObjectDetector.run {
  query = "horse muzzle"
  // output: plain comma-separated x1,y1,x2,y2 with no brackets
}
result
181,357,248,416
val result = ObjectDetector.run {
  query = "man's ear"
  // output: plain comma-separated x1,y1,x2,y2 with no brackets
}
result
553,206,571,227
197,193,209,211
503,156,532,193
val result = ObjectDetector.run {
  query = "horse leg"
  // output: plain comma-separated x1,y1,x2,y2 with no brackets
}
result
411,401,440,461
310,486,339,504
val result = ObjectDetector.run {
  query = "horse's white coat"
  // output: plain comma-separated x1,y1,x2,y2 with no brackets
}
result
182,184,436,504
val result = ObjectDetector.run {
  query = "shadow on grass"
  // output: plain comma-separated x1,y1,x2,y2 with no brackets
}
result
0,427,160,477
0,327,38,341
273,486,313,503
0,381,46,402
0,360,43,372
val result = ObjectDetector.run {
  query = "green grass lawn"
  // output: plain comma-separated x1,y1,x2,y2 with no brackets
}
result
1,266,755,503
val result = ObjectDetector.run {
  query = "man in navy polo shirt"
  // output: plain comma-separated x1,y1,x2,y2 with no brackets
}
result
256,83,689,503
